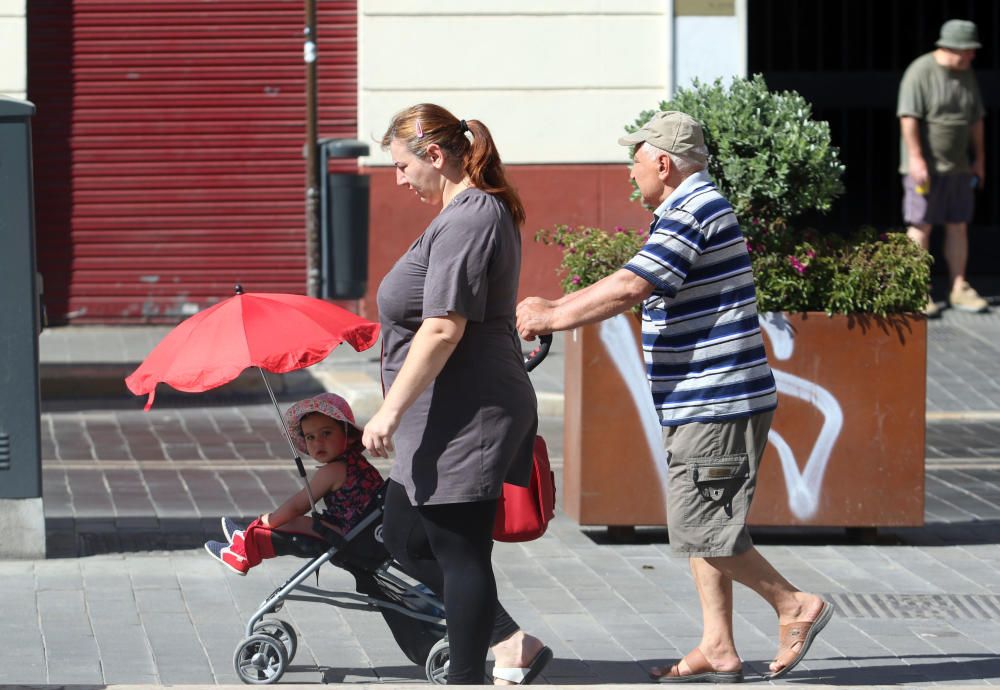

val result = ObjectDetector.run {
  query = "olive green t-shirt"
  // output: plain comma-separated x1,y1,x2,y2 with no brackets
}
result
897,52,985,175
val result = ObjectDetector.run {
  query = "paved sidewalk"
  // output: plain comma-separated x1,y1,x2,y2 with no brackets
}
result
5,307,1000,686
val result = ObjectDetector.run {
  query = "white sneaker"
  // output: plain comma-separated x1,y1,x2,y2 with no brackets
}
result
949,281,989,313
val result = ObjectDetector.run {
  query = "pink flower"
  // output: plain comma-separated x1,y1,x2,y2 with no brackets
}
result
806,248,816,259
614,225,625,233
572,275,582,285
788,255,807,275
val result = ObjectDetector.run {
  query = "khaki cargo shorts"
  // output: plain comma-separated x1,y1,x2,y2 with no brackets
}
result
663,410,774,558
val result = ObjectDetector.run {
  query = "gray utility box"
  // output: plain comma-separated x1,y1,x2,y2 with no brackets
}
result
0,96,45,558
319,138,370,300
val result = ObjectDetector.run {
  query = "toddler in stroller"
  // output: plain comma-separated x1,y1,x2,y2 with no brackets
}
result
205,392,384,575
205,392,453,684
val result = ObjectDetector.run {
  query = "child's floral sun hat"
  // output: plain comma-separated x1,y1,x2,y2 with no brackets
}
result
284,393,360,455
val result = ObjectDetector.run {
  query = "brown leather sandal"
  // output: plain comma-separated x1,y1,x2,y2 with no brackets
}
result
650,647,743,683
765,599,834,680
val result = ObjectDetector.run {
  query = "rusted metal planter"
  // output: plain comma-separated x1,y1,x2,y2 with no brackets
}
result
563,312,926,528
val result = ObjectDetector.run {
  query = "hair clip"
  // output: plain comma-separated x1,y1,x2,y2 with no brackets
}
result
415,120,424,139
459,119,469,134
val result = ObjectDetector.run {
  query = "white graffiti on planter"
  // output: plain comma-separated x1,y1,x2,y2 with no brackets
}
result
598,315,669,492
597,312,844,521
760,313,843,519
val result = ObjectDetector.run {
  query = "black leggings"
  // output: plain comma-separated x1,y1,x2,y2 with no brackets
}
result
381,480,520,684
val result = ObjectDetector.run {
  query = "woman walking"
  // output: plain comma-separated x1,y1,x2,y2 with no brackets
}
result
363,103,551,685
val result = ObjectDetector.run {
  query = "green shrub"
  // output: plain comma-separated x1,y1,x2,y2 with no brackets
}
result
535,224,646,293
537,223,930,316
626,75,845,243
752,228,931,315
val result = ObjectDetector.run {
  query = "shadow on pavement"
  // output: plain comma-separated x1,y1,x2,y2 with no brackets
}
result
584,521,1000,548
786,654,1000,685
45,515,263,558
47,518,1000,558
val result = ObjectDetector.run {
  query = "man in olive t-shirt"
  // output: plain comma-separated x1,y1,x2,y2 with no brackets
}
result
898,19,987,316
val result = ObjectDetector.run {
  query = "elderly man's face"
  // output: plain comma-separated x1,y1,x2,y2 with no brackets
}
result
941,47,977,70
630,145,668,207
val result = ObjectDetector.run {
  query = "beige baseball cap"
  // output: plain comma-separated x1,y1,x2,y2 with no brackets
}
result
618,110,707,165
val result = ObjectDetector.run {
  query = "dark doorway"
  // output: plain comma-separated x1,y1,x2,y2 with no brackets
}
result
748,0,999,282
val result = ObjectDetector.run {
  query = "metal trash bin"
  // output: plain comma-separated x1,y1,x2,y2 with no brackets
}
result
319,139,370,300
0,96,45,558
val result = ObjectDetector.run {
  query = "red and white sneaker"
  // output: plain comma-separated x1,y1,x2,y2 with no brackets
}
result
221,516,246,542
221,517,247,552
204,540,249,576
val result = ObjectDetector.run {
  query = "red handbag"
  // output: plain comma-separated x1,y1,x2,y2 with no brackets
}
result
493,436,556,542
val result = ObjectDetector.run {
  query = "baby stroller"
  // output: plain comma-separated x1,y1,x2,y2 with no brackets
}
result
231,334,553,685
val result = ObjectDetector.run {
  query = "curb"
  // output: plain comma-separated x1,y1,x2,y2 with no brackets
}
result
311,368,566,420
41,363,569,418
40,363,325,406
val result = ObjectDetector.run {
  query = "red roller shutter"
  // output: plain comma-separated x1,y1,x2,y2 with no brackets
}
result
28,0,357,323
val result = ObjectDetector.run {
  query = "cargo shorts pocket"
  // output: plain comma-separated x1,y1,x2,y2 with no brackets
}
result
688,456,749,520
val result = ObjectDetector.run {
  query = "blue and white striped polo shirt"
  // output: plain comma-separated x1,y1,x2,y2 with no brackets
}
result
623,170,777,426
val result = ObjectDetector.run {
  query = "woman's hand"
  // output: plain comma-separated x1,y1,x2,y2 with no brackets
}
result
363,406,401,458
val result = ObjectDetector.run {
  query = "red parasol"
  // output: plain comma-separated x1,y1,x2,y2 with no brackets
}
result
126,287,379,410
125,287,380,514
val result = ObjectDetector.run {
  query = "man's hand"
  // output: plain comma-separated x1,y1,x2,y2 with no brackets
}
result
972,158,986,189
516,297,556,341
909,155,929,189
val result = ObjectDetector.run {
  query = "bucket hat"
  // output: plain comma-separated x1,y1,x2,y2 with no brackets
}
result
285,392,360,455
618,110,708,165
935,19,981,50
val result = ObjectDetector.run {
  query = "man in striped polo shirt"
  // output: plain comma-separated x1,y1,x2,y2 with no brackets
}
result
516,111,831,682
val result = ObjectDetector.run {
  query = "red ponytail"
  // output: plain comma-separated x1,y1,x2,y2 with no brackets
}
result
381,104,526,226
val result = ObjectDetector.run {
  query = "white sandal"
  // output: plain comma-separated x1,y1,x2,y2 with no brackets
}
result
492,646,553,685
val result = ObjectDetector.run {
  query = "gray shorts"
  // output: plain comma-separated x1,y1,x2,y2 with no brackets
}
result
663,410,774,558
902,173,975,226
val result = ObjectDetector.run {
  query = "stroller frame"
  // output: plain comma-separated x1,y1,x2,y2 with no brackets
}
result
233,498,450,685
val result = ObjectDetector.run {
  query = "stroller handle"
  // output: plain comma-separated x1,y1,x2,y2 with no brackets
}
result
524,334,553,373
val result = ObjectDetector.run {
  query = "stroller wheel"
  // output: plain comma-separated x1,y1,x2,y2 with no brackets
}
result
234,633,289,684
253,619,298,661
425,636,449,685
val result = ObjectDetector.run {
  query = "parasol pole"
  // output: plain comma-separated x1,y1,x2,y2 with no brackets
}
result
258,366,320,515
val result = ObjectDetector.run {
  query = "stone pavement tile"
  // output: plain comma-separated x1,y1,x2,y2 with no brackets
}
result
81,556,133,593
163,441,206,460
141,610,216,683
43,471,73,517
144,470,198,515
520,586,587,614
872,549,966,594
216,468,274,515
181,467,242,516
38,588,103,684
921,547,1000,593
784,548,887,593
0,581,46,683
563,641,648,683
104,469,156,515
930,471,1000,519
90,618,159,684
65,468,115,516
252,466,306,504
828,545,946,593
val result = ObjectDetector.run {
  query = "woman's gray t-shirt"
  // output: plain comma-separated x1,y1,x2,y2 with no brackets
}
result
377,188,537,506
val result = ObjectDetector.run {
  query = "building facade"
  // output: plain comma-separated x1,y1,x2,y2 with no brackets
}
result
17,1,997,323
